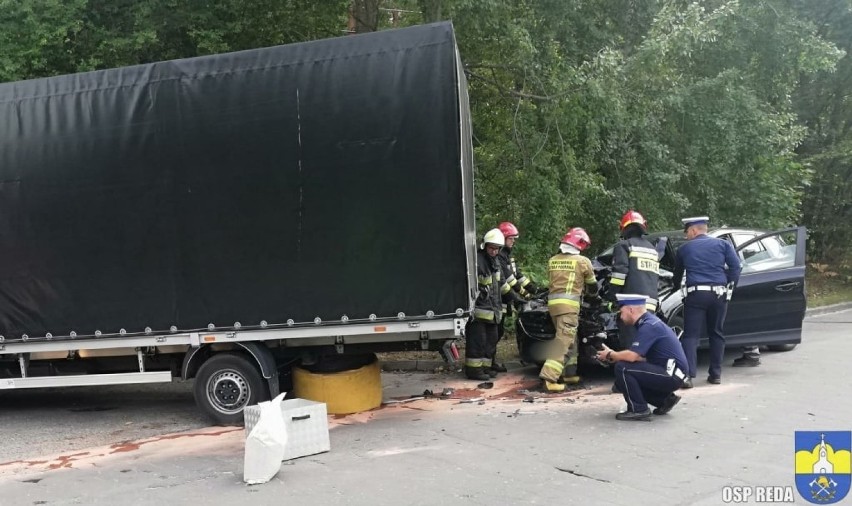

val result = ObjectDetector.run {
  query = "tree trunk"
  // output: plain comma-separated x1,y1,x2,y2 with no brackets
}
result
349,0,382,33
418,0,442,23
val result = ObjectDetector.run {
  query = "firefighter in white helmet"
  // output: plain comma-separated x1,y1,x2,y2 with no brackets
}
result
464,228,505,381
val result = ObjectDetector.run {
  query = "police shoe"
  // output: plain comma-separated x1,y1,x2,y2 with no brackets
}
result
707,376,721,385
732,355,760,367
653,394,681,415
615,409,652,421
680,377,694,390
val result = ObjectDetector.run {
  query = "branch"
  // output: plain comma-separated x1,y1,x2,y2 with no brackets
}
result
465,68,575,101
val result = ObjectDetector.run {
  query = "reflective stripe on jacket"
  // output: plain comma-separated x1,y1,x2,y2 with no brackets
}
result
474,248,503,323
608,236,660,307
547,253,597,316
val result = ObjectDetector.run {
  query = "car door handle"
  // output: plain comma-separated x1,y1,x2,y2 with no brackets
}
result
775,281,801,292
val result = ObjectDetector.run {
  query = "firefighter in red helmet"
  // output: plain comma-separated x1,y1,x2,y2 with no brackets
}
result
606,210,661,392
542,227,599,392
490,221,538,375
608,210,660,342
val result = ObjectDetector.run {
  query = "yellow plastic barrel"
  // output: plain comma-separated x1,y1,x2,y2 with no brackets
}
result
293,358,382,415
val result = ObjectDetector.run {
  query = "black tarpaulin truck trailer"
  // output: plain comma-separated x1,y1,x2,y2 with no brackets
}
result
0,22,476,424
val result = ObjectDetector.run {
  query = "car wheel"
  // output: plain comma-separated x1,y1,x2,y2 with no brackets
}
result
768,343,798,352
667,311,685,339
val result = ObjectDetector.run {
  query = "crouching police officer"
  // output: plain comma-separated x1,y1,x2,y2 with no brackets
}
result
596,294,688,421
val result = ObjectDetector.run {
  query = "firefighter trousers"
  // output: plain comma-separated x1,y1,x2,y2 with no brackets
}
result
539,311,579,382
465,320,498,372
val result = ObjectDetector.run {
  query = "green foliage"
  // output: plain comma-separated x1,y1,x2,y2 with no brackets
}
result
1,0,848,267
792,0,852,261
0,0,348,80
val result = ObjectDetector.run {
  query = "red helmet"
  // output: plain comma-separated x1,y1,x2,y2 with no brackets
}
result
619,210,647,231
498,221,519,238
561,227,591,251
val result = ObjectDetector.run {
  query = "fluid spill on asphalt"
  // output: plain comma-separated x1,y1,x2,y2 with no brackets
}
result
109,428,242,454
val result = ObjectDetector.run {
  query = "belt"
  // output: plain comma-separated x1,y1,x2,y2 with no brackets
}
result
686,285,728,296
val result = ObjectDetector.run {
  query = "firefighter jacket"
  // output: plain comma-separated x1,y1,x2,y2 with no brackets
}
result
547,252,598,316
608,236,660,309
498,247,533,298
473,248,504,324
497,250,525,315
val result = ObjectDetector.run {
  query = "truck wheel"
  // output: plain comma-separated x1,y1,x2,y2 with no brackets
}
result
194,353,269,425
768,343,797,352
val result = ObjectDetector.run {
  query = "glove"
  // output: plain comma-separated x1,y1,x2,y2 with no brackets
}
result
524,281,539,295
583,294,603,307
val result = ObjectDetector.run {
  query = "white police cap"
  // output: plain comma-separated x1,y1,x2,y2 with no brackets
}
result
615,293,647,306
681,216,709,230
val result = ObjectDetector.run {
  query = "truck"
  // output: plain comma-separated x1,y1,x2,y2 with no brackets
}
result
0,22,476,424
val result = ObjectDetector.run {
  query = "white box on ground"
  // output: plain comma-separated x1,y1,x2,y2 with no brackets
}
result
244,398,330,461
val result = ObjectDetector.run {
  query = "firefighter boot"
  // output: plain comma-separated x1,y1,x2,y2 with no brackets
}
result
562,375,582,385
562,358,581,385
542,380,566,393
490,362,508,373
465,366,491,381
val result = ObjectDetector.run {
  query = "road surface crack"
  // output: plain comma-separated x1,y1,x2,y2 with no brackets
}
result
555,467,611,483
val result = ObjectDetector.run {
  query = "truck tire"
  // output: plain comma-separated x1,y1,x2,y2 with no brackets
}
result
194,353,269,425
768,343,798,352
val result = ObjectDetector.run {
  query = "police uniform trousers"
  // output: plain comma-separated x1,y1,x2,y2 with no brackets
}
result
681,290,728,380
465,320,499,372
539,311,579,382
614,361,682,413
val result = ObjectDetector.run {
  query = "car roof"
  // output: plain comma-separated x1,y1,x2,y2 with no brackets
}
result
649,226,769,238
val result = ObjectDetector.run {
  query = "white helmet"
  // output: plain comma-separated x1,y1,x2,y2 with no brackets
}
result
481,228,505,248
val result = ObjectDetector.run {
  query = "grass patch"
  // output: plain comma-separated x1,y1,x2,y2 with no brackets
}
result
807,260,852,307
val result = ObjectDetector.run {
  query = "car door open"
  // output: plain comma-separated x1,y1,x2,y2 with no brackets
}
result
721,226,807,347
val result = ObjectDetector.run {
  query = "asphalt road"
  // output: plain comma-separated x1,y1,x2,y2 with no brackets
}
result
2,308,850,505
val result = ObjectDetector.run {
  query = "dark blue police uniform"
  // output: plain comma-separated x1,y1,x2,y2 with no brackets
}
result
614,312,688,413
671,226,741,382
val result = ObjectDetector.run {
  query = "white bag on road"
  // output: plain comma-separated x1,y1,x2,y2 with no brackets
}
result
243,392,288,485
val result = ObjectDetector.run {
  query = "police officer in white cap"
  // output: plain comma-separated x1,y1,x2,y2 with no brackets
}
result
596,294,688,421
671,216,741,387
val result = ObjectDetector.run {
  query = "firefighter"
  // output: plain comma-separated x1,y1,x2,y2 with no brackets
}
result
671,216,741,387
491,221,538,374
465,228,505,381
542,227,599,392
607,210,661,348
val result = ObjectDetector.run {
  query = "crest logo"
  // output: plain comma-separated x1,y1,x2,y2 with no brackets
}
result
795,431,851,504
